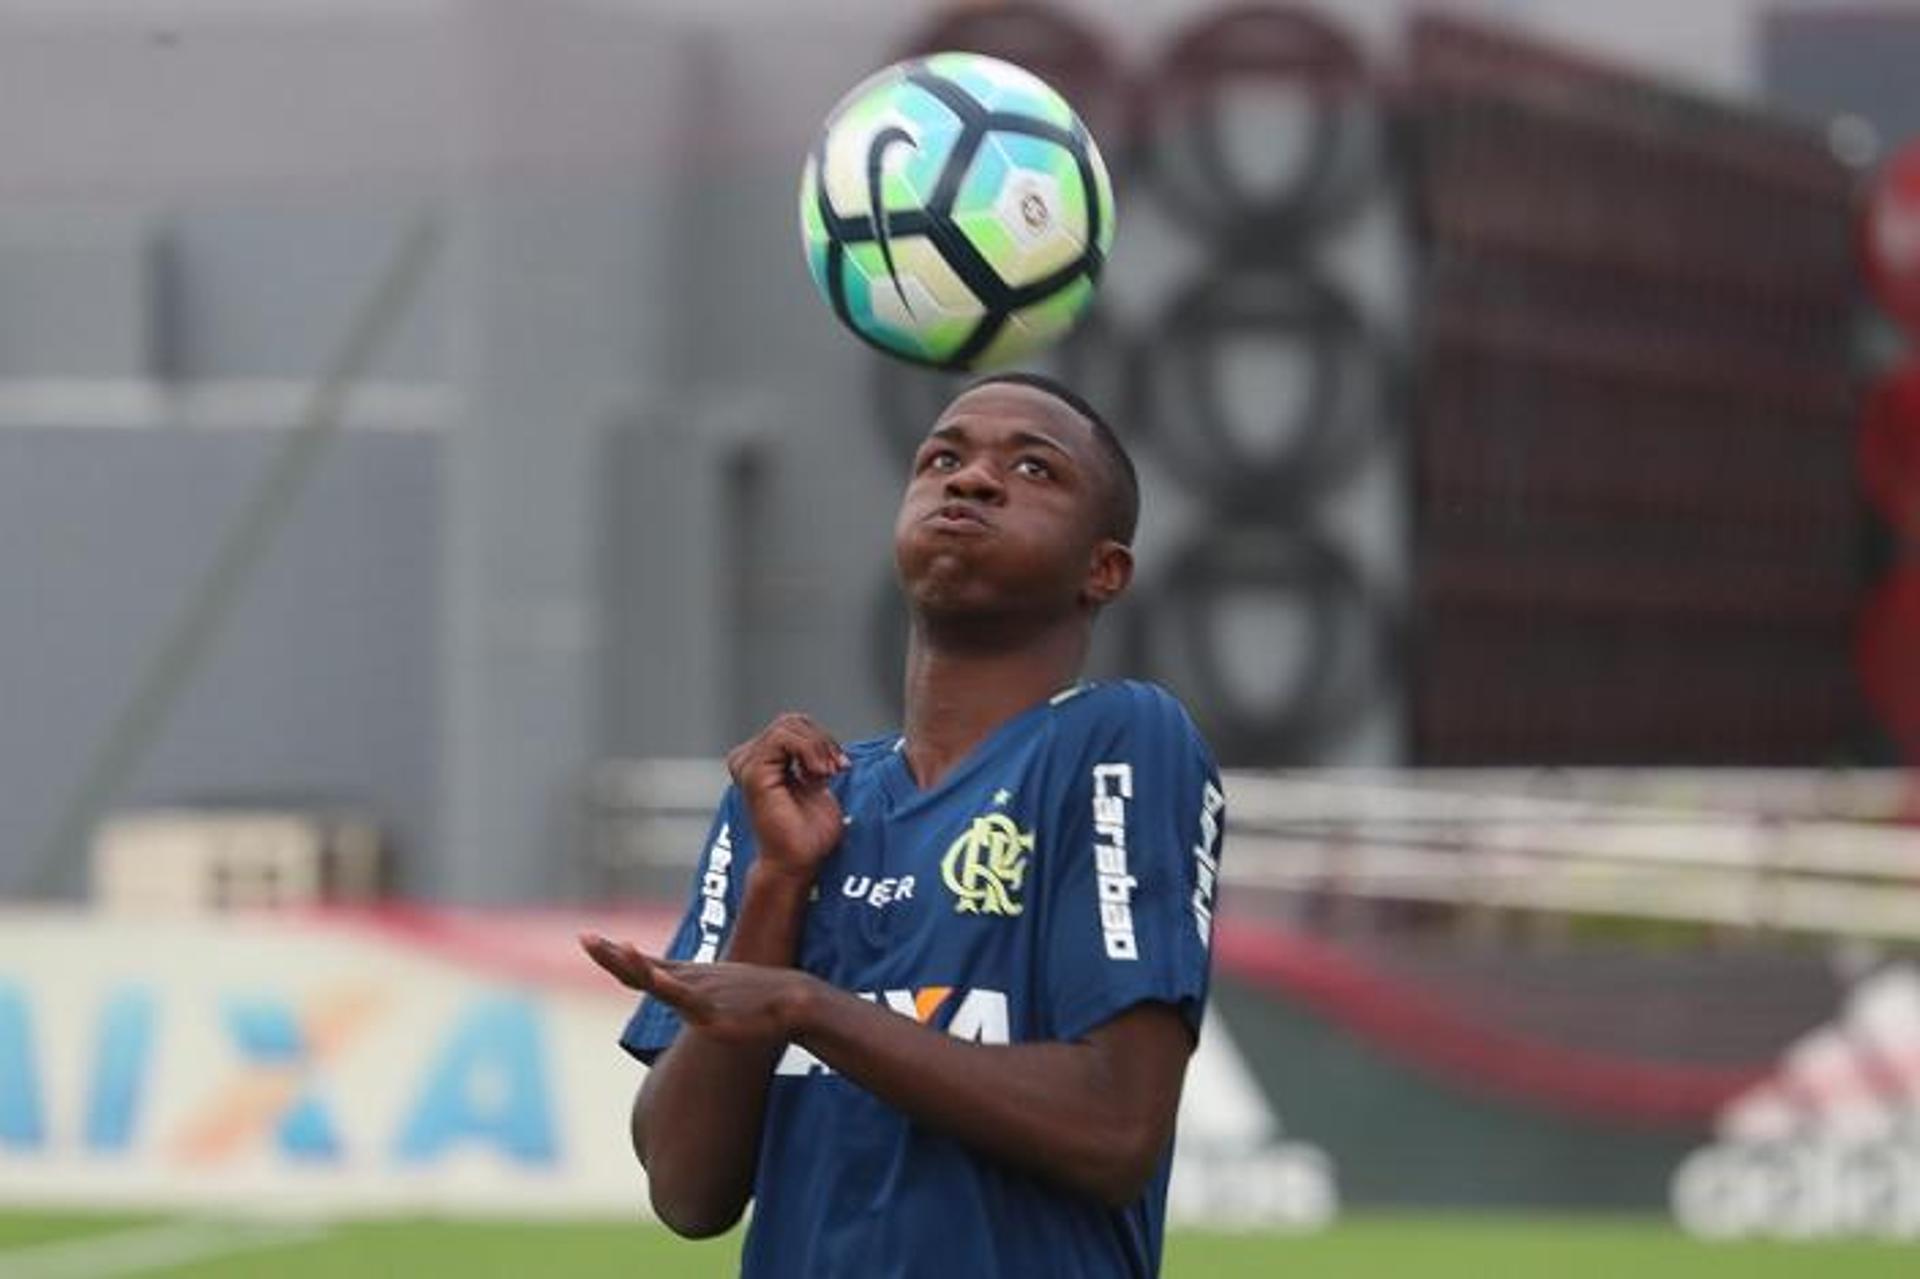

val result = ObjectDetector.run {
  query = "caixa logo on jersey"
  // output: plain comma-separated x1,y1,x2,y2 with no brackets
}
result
1670,967,1920,1240
776,986,1010,1077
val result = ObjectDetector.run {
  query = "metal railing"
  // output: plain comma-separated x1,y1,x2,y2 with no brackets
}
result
579,762,1920,940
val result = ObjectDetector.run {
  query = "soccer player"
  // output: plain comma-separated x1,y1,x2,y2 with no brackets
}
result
582,373,1226,1278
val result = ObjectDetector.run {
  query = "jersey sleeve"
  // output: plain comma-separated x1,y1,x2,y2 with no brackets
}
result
1043,684,1226,1043
619,786,754,1065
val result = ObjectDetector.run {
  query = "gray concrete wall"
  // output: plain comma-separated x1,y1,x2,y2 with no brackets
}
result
0,0,697,901
437,0,699,902
0,420,441,896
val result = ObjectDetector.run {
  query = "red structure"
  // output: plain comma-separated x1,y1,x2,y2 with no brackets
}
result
1861,142,1920,802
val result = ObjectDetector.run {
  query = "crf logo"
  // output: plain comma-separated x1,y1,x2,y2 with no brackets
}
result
775,987,1010,1076
941,814,1033,918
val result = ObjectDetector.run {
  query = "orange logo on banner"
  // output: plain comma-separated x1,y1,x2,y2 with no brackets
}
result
169,986,383,1163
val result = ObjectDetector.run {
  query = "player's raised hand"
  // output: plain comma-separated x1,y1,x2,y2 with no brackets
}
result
725,712,849,880
580,933,809,1046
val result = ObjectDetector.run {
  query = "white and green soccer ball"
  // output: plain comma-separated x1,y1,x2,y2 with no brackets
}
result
799,52,1115,370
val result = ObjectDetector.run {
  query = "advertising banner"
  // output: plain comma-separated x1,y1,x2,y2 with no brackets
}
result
11,906,1907,1237
0,909,667,1216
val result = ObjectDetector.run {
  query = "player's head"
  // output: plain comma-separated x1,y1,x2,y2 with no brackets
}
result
893,373,1137,632
968,372,1139,546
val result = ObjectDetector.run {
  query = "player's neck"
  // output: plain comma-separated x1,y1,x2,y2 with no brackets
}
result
899,623,1085,791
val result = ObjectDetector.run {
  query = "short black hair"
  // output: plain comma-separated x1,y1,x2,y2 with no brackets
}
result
962,371,1140,546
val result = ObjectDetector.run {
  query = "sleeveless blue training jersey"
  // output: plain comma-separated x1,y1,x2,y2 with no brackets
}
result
621,681,1226,1279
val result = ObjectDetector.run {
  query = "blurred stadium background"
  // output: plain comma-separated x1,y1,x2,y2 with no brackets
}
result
2,0,1919,1273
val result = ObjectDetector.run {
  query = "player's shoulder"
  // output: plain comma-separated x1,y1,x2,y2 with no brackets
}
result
1052,683,1213,772
1051,679,1209,748
842,732,904,768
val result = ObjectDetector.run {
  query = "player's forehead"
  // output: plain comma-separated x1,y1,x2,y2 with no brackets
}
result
925,382,1097,461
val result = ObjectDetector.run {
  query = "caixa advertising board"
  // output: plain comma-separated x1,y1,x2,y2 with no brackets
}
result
12,904,1918,1239
0,911,655,1216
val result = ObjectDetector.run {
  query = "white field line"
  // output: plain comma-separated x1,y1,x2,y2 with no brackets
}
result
0,1219,328,1279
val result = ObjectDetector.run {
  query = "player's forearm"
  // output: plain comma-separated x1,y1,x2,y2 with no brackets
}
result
634,867,813,1236
723,862,816,965
785,979,1171,1207
632,1035,776,1236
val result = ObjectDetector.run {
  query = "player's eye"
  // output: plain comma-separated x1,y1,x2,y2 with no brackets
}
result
921,448,961,473
1014,456,1053,480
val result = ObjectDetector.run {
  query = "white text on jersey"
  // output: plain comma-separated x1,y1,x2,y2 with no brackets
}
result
1092,762,1140,961
841,873,915,909
1191,780,1225,946
774,987,1010,1075
692,823,733,963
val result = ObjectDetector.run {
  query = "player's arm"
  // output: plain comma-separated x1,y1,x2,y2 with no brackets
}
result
592,714,847,1239
585,951,1190,1209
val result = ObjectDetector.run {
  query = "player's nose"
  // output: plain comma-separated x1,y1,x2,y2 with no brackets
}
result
943,456,1005,503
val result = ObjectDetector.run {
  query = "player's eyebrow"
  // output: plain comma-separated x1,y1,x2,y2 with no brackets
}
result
1008,429,1074,460
928,421,1075,462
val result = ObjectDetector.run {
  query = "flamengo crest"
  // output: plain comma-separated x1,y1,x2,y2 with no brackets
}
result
941,813,1033,917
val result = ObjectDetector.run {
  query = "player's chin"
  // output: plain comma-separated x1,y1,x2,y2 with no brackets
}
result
898,527,993,577
901,562,1007,615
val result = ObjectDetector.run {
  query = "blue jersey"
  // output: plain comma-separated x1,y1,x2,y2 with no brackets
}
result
621,681,1225,1279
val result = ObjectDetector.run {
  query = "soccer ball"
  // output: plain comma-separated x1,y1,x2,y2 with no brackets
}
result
799,53,1115,370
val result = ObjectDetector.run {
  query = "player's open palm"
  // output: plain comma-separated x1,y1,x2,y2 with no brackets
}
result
726,712,848,879
579,938,804,1046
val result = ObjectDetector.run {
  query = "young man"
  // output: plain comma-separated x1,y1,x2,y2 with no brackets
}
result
582,373,1226,1278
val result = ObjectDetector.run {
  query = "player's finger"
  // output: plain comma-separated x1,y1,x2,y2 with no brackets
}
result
577,933,637,985
589,942,708,1022
643,960,699,1008
784,750,837,785
746,712,851,779
766,717,845,780
733,717,816,781
808,734,851,777
578,933,657,991
789,715,846,777
727,723,796,784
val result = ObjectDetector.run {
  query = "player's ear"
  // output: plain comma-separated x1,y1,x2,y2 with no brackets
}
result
1081,539,1133,609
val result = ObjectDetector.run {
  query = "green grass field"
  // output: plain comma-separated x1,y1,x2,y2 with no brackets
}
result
1,1212,1914,1277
